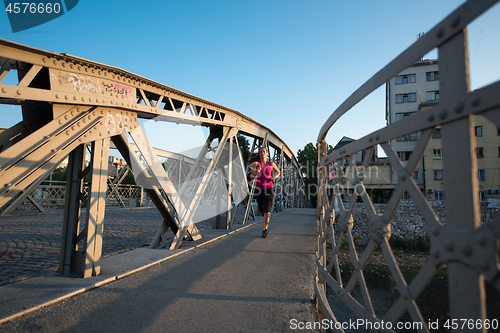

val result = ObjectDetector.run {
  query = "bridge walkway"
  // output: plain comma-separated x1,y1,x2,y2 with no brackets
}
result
0,209,320,332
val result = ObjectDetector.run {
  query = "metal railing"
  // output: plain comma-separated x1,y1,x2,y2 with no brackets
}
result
315,0,500,332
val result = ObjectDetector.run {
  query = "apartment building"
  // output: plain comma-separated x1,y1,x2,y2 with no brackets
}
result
386,60,500,206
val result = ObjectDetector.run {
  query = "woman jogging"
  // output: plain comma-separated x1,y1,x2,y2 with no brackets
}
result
249,147,280,238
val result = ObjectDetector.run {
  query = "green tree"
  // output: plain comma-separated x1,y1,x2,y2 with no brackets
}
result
297,143,318,208
237,134,251,165
45,166,67,183
120,167,136,185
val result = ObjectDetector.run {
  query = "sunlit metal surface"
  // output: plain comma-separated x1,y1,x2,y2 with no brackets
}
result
0,39,306,278
315,0,500,332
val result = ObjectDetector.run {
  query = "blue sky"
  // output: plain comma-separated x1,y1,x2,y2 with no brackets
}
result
1,0,499,158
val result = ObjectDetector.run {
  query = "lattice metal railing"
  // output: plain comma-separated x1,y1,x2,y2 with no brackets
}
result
8,180,147,212
315,1,500,332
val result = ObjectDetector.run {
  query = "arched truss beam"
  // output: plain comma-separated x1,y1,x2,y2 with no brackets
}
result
0,39,305,278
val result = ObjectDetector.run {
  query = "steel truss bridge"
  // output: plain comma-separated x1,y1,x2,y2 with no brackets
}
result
0,39,306,279
315,0,500,332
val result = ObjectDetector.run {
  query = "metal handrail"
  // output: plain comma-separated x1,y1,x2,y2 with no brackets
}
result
315,0,500,331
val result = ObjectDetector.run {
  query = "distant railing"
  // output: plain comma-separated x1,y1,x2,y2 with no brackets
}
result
315,0,500,332
3,180,153,213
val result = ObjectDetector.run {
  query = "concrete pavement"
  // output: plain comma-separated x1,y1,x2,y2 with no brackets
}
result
0,209,320,332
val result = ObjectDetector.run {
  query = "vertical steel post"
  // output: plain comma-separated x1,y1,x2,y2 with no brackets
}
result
83,138,110,277
439,29,486,329
59,144,86,277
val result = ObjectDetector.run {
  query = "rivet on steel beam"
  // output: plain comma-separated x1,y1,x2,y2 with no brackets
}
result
438,109,447,120
431,249,440,258
1,88,6,93
108,130,111,134
70,64,74,69
53,60,57,65
56,94,60,99
88,115,91,120
436,27,445,39
104,72,107,77
64,115,68,120
16,90,21,95
4,183,11,187
58,119,63,124
444,239,454,252
431,227,439,236
71,111,75,116
88,97,92,102
61,62,66,68
64,95,68,100
71,126,75,131
83,118,86,123
99,132,102,136
51,148,57,152
451,16,460,29
375,134,380,141
78,66,81,71
479,260,489,271
42,58,47,63
427,113,434,122
79,138,82,142
462,242,473,256
66,130,70,136
477,234,487,246
81,97,85,101
368,136,373,143
73,96,77,101
85,68,88,72
471,96,480,107
77,122,81,127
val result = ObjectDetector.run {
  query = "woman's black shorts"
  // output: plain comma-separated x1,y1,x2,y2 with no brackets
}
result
255,187,274,214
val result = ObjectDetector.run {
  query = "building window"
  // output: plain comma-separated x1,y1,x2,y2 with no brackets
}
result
433,128,441,138
426,71,439,81
402,191,412,200
433,149,443,159
497,126,500,136
435,191,445,201
397,134,418,142
479,191,486,202
477,147,484,158
498,147,500,158
396,112,416,121
395,74,416,85
395,112,418,141
476,126,483,137
478,169,485,180
397,151,411,161
413,169,419,180
434,170,443,180
427,91,440,101
395,93,417,103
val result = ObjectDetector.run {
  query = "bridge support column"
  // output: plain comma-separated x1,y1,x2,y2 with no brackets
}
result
59,138,110,277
